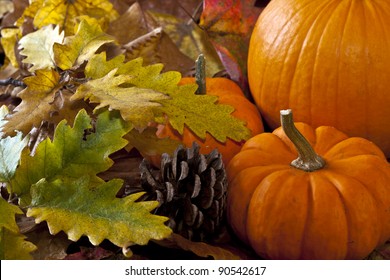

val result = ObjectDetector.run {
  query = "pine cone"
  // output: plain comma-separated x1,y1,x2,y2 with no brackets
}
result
130,142,228,241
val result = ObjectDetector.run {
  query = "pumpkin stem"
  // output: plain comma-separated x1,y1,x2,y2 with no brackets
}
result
280,109,325,172
195,54,206,95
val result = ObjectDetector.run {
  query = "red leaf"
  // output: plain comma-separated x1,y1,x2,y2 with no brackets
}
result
200,0,269,96
200,0,261,35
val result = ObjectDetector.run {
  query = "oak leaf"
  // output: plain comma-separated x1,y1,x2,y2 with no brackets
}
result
73,68,169,129
10,109,132,205
27,176,172,249
17,0,117,36
0,28,21,67
2,69,61,136
0,197,22,233
82,52,251,142
0,227,37,259
0,198,36,259
18,24,64,72
53,19,115,70
156,90,252,143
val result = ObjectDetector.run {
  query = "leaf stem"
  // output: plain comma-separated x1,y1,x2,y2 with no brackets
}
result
195,54,206,95
280,109,325,172
0,78,26,88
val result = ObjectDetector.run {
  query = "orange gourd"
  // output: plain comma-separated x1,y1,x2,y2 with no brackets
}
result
156,76,264,166
227,109,390,259
248,0,390,158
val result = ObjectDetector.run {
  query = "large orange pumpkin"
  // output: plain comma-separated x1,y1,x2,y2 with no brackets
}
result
155,76,264,166
227,109,390,259
248,0,390,158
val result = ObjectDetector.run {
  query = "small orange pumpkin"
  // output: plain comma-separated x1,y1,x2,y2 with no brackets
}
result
227,109,390,259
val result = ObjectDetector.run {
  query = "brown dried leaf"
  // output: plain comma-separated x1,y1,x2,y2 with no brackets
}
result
26,227,72,260
107,3,193,74
107,2,157,45
150,11,224,77
155,233,241,260
124,27,162,65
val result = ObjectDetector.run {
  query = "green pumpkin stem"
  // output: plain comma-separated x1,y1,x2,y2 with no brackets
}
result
280,109,325,172
195,54,206,95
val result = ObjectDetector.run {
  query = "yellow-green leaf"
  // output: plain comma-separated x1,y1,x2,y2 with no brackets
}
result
0,196,36,260
19,25,64,72
0,198,22,233
156,90,252,142
73,69,168,128
82,52,250,142
10,109,132,206
53,19,115,70
0,227,37,259
27,176,172,248
2,69,61,135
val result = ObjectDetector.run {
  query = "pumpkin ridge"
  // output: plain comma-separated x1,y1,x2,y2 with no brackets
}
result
294,0,346,120
325,155,390,243
298,174,314,259
320,171,350,258
332,0,354,127
322,170,382,259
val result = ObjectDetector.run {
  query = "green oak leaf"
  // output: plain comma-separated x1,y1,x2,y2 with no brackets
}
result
10,109,132,206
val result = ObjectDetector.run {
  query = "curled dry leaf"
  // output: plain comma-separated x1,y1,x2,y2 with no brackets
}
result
154,233,240,260
107,2,194,74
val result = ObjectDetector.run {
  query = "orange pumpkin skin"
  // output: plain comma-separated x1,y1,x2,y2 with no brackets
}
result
155,77,264,166
248,0,390,157
227,123,390,259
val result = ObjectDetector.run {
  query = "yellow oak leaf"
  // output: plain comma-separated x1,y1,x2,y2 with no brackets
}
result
0,28,21,67
0,198,22,233
19,25,65,72
15,0,44,27
2,69,61,135
0,227,37,259
17,0,118,36
72,68,169,129
0,198,36,259
53,19,115,70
